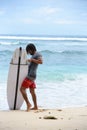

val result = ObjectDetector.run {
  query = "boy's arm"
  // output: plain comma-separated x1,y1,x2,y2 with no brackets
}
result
28,57,43,64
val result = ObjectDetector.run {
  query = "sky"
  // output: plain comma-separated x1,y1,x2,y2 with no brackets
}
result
0,0,87,36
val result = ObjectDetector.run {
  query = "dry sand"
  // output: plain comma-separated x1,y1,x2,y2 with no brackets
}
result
0,107,87,130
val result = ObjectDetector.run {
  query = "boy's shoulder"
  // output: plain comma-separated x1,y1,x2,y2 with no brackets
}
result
35,52,42,56
33,52,42,59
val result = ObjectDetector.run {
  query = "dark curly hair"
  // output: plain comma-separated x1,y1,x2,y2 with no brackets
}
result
26,43,36,53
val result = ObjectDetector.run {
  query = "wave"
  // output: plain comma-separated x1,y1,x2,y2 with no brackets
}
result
40,50,87,55
62,50,87,55
0,41,25,45
0,49,87,56
0,35,87,42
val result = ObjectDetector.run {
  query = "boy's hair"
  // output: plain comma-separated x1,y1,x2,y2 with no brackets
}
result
26,43,36,53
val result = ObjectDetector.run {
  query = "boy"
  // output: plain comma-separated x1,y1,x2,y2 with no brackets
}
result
20,43,43,111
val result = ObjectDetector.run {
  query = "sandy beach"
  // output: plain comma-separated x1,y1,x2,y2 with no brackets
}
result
0,107,87,130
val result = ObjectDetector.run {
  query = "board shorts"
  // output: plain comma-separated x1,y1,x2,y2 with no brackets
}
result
21,77,36,89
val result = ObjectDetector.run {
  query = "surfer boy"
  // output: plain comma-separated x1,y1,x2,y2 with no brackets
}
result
20,43,43,111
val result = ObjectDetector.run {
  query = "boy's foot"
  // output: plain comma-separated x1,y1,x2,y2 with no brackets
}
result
31,107,38,110
26,104,32,111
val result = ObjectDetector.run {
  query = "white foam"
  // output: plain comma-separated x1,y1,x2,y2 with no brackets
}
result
36,73,87,108
0,35,87,41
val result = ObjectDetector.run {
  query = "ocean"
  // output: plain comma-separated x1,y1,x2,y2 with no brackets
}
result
0,35,87,110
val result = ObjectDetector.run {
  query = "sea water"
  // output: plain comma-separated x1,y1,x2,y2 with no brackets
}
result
0,35,87,110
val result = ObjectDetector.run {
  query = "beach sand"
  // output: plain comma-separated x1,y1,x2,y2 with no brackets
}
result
0,107,87,130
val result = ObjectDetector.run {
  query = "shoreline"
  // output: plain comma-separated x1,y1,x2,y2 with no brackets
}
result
0,107,87,130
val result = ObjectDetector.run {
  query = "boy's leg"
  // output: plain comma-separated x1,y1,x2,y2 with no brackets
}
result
30,88,38,110
20,87,31,111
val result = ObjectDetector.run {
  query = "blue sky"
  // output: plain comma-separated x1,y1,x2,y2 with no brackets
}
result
0,0,87,36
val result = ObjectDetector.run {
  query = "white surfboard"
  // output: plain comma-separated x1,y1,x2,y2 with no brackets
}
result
7,47,28,110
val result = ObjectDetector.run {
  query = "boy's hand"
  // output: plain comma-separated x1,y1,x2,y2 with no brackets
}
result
27,59,32,62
